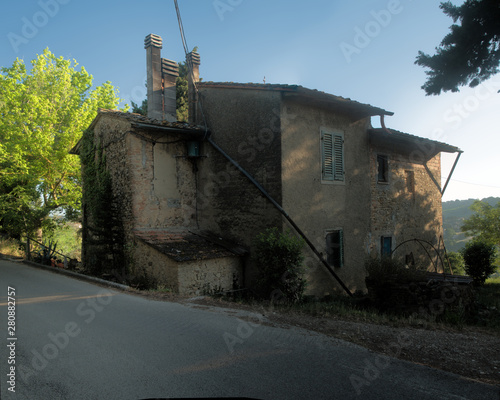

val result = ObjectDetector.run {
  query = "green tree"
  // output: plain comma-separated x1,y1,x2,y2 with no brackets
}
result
176,61,189,122
252,227,306,303
461,200,500,246
461,240,497,285
415,0,500,95
131,99,147,116
0,49,124,238
447,251,466,275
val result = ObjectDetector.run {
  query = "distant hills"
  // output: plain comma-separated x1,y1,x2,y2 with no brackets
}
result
442,197,500,252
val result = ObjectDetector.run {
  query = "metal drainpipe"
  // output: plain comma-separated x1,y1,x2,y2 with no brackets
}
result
207,137,353,297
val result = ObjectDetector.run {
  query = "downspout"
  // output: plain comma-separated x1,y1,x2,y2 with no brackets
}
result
380,114,392,135
207,137,353,297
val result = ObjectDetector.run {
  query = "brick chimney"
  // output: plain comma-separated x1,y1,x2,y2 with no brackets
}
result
186,51,200,124
144,34,179,121
162,58,179,122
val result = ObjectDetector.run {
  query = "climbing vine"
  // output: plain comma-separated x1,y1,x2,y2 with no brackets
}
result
80,128,125,277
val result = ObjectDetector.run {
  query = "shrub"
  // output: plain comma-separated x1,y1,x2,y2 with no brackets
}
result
462,240,497,286
365,256,425,285
447,251,465,275
252,227,306,303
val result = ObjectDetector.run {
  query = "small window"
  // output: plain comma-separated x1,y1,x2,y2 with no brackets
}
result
377,155,389,183
381,236,392,257
321,130,344,182
326,230,344,268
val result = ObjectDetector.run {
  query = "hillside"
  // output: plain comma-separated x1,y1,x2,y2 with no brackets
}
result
442,197,500,252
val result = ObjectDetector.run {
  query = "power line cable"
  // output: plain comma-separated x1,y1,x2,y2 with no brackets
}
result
173,0,208,137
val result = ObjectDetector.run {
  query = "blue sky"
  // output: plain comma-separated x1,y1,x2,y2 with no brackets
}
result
1,0,500,201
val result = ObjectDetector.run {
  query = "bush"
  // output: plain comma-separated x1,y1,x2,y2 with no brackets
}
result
365,256,426,285
462,240,497,286
252,227,306,303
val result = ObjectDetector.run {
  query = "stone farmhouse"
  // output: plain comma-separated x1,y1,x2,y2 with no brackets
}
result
72,34,462,296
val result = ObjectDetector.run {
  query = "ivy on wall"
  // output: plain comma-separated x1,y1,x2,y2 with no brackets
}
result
80,128,125,277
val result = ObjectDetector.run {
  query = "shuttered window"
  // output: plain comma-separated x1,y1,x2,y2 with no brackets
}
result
321,130,344,182
326,230,344,268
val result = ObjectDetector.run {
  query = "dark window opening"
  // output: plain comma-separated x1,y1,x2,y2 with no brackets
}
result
381,236,392,257
377,155,389,183
326,230,344,268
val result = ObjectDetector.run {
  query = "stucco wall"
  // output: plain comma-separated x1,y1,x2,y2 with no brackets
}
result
178,256,242,295
280,98,373,296
132,238,179,291
127,133,197,230
131,238,242,295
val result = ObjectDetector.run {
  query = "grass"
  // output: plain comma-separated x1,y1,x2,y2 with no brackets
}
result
472,280,500,331
214,281,500,334
48,222,81,260
0,238,25,258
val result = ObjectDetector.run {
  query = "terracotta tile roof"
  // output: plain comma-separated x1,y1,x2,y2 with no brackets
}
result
133,229,247,262
369,127,462,155
69,109,207,154
198,82,394,118
93,108,206,130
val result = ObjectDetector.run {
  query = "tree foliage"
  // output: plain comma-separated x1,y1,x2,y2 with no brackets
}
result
176,61,189,122
461,240,497,285
130,57,191,122
252,227,306,303
415,0,500,95
461,199,500,246
447,251,466,275
0,49,124,237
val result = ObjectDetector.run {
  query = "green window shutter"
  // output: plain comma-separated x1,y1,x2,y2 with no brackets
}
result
322,130,344,182
322,132,334,181
333,134,344,181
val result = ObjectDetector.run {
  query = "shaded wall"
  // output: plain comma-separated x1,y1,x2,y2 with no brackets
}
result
280,98,373,295
196,87,285,284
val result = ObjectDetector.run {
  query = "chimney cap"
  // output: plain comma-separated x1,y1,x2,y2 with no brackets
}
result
186,52,201,65
162,58,179,77
145,33,162,49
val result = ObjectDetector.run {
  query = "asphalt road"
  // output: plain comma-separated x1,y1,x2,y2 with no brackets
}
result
0,259,498,400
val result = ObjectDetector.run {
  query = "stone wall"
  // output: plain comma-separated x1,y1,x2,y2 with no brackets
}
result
178,256,242,295
196,86,285,285
369,144,444,272
81,113,134,275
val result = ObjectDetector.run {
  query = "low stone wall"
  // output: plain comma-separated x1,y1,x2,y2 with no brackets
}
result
366,276,474,316
132,238,242,295
178,257,242,295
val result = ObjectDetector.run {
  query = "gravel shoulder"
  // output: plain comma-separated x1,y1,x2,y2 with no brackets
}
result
169,294,500,386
